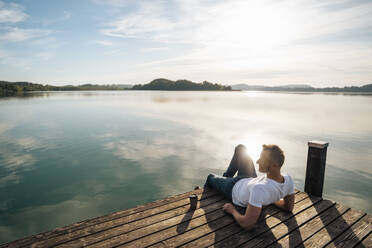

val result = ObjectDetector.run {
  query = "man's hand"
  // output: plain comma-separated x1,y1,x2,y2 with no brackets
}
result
222,202,262,231
223,203,235,214
274,193,294,212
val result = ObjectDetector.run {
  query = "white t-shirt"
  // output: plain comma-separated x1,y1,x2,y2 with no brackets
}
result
231,173,295,208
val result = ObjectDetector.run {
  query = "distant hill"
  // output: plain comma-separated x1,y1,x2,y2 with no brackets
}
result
279,84,313,89
231,83,372,92
231,84,264,90
115,84,132,89
131,78,232,91
231,84,313,90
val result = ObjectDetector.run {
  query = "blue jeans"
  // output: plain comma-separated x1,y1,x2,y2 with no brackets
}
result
204,174,248,200
204,144,257,200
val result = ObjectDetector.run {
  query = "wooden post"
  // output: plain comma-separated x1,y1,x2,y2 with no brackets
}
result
304,140,329,197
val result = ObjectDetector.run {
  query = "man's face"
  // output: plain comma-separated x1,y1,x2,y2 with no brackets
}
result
256,150,272,173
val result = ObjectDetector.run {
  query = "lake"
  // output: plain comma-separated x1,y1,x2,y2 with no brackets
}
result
0,90,371,244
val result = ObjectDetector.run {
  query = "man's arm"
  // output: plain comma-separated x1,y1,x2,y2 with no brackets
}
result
273,193,294,212
223,203,262,231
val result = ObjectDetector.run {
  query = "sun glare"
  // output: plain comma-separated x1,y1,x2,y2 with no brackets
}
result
243,91,261,97
209,1,299,51
236,133,264,163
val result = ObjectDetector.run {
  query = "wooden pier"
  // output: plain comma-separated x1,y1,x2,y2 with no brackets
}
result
2,141,371,247
1,187,371,248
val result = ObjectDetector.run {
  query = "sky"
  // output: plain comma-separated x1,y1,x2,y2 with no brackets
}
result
0,0,371,86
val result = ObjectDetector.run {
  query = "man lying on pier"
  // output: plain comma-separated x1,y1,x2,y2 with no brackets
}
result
204,144,295,231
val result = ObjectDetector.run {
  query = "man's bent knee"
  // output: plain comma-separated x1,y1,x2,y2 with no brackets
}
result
204,174,215,188
235,144,246,153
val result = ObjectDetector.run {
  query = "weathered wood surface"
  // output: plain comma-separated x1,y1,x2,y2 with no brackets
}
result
325,215,372,248
1,187,371,248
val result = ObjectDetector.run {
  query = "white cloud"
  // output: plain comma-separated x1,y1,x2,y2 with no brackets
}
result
0,27,51,42
101,1,179,40
94,40,115,46
0,1,59,67
0,49,7,58
0,1,28,23
92,0,133,8
101,0,372,46
30,36,68,49
41,10,71,26
0,55,31,70
36,52,55,61
141,47,169,52
97,0,372,85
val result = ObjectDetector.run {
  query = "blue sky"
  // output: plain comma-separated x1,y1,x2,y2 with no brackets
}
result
0,0,371,86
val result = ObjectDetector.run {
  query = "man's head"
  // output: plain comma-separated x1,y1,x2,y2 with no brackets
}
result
256,144,285,173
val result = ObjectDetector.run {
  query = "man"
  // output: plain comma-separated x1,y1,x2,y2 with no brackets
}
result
204,144,295,231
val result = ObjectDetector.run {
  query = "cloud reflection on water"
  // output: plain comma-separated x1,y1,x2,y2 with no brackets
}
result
97,91,372,209
0,91,372,244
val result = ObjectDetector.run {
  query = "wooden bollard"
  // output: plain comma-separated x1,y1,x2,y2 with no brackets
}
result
304,141,329,198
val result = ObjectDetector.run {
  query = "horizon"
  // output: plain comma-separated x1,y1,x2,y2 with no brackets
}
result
2,78,371,88
0,0,371,87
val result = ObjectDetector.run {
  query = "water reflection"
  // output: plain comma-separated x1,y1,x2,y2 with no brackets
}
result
324,164,372,212
152,95,210,103
0,90,371,244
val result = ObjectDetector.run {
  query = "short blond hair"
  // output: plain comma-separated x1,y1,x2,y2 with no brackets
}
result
262,144,285,167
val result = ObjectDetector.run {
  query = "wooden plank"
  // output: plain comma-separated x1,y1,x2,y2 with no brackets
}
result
148,211,261,248
268,203,350,247
30,194,224,248
318,213,372,248
119,203,270,248
93,200,230,248
354,231,372,248
324,214,372,248
147,192,309,248
181,192,313,248
126,192,302,248
204,193,320,248
238,198,335,248
61,197,228,248
294,208,365,247
307,209,372,248
1,187,218,248
6,189,217,248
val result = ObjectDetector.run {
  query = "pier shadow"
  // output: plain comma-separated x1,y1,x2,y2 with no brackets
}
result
309,196,367,247
172,188,367,247
271,206,302,247
243,202,302,247
270,196,367,247
175,207,195,234
256,196,366,247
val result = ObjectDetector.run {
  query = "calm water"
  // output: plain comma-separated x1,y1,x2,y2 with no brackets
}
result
0,90,372,243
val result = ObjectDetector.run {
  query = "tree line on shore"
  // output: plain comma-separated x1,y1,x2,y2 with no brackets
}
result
0,81,131,96
0,79,232,96
1,79,372,96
